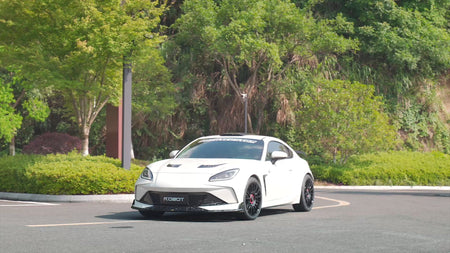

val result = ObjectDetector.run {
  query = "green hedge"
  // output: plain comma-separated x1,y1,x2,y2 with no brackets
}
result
0,153,143,195
1,151,448,195
311,151,450,186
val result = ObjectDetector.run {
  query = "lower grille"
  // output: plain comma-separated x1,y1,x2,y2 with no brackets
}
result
139,191,226,207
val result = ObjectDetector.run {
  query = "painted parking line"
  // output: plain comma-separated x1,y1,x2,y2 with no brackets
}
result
0,200,59,207
26,220,144,228
313,196,350,210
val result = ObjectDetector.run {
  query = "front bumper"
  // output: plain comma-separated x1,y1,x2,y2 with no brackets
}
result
131,199,242,213
133,171,246,213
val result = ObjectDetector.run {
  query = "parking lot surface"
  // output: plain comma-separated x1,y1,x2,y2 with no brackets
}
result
1,189,449,253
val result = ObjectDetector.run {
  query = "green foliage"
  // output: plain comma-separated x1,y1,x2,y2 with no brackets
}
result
300,0,450,154
354,1,449,76
0,79,22,141
167,0,358,135
1,152,447,195
0,0,167,155
133,47,176,119
304,0,450,82
311,151,450,186
297,79,398,163
1,0,449,160
22,98,50,123
393,87,450,153
0,153,142,194
0,68,50,156
131,47,177,159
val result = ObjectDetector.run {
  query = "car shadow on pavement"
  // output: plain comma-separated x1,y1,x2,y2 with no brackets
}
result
97,211,144,220
97,208,293,223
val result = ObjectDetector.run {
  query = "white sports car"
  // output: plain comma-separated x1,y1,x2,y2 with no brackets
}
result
132,134,314,220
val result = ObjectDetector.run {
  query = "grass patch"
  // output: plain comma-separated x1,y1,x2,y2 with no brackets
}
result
0,152,143,195
311,151,450,186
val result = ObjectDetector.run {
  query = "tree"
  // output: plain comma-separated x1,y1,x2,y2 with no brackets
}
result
297,79,398,164
0,69,50,155
131,46,177,159
0,0,166,155
0,79,22,144
297,0,450,153
298,0,449,92
167,0,358,135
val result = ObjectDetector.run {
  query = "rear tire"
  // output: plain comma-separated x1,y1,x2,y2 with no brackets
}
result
241,177,262,220
293,174,314,212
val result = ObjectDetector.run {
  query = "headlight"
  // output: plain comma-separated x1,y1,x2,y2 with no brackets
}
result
209,169,240,182
140,167,153,181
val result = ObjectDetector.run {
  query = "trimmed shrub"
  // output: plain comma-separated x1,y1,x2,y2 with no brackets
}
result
297,79,397,164
1,151,448,195
311,151,450,186
22,132,82,155
0,153,142,195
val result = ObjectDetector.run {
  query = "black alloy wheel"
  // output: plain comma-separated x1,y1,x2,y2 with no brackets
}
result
293,174,314,212
241,177,262,220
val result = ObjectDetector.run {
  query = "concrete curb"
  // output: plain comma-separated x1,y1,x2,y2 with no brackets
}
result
0,192,134,203
1,186,449,203
315,185,450,191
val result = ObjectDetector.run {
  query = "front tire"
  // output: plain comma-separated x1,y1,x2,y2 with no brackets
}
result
241,177,262,220
293,174,314,212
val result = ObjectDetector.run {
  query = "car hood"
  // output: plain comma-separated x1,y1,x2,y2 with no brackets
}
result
152,158,260,175
145,159,262,188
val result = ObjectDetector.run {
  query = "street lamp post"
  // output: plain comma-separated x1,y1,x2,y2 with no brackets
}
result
122,57,132,170
242,93,248,134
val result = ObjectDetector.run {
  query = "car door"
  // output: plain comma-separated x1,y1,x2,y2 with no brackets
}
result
263,141,297,204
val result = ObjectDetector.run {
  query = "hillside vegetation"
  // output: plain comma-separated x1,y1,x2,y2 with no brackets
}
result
0,0,449,166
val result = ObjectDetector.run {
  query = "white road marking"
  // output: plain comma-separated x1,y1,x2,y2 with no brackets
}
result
0,200,59,207
27,220,144,228
313,196,350,209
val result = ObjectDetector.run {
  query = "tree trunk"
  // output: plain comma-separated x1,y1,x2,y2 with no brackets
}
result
9,136,15,156
70,89,109,157
332,147,337,164
81,127,90,156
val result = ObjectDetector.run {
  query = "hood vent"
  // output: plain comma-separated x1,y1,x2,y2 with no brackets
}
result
198,163,225,168
167,164,181,168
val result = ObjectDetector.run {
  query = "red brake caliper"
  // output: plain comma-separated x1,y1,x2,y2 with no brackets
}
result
249,194,256,206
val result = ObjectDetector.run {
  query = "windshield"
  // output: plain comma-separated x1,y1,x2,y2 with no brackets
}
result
176,138,264,160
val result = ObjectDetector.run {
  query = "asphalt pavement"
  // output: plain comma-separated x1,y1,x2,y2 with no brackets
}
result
1,187,449,253
1,185,449,203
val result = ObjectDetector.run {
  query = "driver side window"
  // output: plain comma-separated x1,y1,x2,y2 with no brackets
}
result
266,141,292,161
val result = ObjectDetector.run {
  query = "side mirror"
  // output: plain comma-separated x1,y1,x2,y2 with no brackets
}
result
295,150,307,159
270,151,288,164
169,150,179,158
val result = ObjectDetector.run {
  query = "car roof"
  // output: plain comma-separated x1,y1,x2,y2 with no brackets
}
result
198,133,273,141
